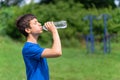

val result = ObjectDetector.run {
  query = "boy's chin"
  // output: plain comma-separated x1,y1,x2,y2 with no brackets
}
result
39,31,43,34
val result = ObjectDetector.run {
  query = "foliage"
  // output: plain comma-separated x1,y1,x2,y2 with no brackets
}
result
0,0,116,9
79,0,116,8
0,2,120,46
48,0,116,8
0,0,22,7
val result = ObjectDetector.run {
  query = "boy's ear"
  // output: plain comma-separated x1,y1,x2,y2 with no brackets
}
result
25,28,31,33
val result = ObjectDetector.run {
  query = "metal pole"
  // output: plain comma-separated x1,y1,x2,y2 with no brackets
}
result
83,15,95,53
103,14,111,53
89,16,95,53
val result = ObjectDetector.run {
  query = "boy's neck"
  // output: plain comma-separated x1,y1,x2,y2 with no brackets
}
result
27,34,38,44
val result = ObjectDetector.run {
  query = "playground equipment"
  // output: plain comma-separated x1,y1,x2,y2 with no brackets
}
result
83,14,111,53
83,15,96,53
97,14,111,53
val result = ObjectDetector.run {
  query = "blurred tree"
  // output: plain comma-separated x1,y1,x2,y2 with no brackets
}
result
40,0,52,3
79,0,116,8
0,0,22,7
42,0,116,8
0,0,116,8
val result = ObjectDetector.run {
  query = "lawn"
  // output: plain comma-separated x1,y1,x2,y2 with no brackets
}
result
0,36,120,80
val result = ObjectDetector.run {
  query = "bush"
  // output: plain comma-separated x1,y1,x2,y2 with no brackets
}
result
0,2,120,47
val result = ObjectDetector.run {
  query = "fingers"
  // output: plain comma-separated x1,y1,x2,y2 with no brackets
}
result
44,21,56,31
44,21,54,27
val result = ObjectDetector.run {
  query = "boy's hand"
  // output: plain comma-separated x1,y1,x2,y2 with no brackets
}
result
42,21,62,58
44,22,57,33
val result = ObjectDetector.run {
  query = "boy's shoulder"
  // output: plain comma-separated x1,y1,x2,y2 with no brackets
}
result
22,42,44,52
24,42,38,46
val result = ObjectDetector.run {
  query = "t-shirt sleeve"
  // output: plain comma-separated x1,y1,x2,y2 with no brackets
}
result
24,45,45,60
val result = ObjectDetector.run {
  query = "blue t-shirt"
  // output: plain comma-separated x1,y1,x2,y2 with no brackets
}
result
22,42,49,80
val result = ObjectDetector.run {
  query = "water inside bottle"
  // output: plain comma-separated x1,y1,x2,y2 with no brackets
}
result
54,20,67,28
43,20,67,31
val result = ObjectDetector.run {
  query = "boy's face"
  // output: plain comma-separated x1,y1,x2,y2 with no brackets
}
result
29,18,43,35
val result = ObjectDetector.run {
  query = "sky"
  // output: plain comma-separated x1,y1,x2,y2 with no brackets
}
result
114,0,120,7
25,0,41,4
19,0,41,7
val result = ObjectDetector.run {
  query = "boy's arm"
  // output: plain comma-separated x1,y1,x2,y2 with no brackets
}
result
41,22,62,58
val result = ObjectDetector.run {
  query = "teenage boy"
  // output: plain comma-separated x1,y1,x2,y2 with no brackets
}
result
16,14,62,80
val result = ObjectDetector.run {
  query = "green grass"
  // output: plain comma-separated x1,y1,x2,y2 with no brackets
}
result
0,36,120,80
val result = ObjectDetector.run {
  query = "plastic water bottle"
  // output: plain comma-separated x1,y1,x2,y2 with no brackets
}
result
43,20,67,31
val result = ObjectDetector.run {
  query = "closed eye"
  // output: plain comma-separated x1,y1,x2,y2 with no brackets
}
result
34,21,38,25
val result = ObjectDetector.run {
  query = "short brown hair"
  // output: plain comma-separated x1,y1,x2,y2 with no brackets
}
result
16,14,36,37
